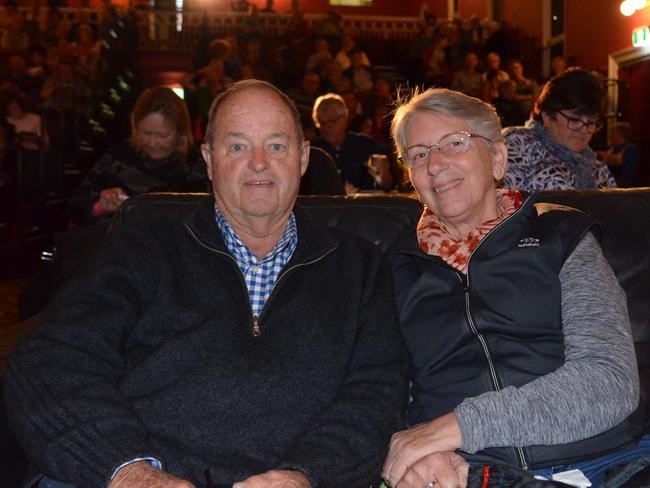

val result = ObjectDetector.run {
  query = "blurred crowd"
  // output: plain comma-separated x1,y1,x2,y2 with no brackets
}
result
0,0,642,249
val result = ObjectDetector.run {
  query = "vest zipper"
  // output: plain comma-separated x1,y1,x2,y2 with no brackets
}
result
461,275,529,470
459,199,533,470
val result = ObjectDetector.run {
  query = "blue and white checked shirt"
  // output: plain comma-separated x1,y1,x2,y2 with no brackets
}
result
215,204,298,317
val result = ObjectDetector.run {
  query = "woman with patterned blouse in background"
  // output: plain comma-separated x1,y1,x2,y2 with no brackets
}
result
502,68,616,190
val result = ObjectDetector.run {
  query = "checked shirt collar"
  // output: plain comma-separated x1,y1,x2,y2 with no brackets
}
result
214,203,297,316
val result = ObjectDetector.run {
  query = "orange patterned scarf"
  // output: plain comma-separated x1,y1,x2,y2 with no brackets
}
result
417,189,524,274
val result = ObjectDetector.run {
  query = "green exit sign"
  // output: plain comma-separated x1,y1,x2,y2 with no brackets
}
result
632,26,650,46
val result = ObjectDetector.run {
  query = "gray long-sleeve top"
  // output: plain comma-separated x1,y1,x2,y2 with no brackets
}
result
455,232,639,453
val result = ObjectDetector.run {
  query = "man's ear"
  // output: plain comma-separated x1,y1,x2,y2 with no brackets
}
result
491,141,508,181
300,141,310,177
201,144,213,181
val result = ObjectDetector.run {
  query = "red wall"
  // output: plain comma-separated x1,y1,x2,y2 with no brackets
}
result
565,0,650,70
458,0,487,20
501,0,542,41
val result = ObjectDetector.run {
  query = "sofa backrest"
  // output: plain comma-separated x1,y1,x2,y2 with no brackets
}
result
116,189,649,344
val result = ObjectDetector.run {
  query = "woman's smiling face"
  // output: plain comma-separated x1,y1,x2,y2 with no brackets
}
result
406,111,507,237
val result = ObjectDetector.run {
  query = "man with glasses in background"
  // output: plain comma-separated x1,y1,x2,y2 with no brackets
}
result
310,93,396,193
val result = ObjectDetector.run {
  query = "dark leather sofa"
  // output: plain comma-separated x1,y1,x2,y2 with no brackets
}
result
114,189,650,409
2,188,649,487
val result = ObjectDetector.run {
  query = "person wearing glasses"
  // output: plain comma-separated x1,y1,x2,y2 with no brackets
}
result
381,87,648,488
310,93,396,193
502,68,616,190
68,87,209,226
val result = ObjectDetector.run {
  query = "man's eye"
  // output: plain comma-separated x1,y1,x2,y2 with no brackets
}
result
413,150,428,160
270,143,286,152
231,144,243,152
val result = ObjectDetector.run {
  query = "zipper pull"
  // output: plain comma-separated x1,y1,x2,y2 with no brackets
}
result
252,315,261,337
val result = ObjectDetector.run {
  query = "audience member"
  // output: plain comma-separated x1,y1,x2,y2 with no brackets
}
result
406,23,437,83
508,59,539,114
492,79,528,128
299,145,345,195
340,89,365,132
504,68,616,190
76,23,101,81
181,57,234,133
306,38,333,72
5,79,407,488
68,86,208,225
551,55,568,78
480,68,501,103
311,93,388,192
597,121,640,188
320,59,347,93
483,52,510,82
0,1,26,51
40,60,91,115
451,52,482,98
288,70,321,116
6,56,41,103
423,36,451,87
25,47,49,83
344,48,375,96
335,34,371,71
5,95,44,151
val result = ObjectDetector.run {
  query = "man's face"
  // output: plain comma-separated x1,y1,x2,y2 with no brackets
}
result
316,105,347,145
465,53,478,70
487,53,500,70
201,88,309,231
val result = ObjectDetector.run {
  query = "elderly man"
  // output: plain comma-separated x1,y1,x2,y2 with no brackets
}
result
310,93,391,192
4,80,407,488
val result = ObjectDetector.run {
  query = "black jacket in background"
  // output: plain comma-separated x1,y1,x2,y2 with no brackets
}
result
68,141,209,226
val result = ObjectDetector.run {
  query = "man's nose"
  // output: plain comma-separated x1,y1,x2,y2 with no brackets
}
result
249,146,270,171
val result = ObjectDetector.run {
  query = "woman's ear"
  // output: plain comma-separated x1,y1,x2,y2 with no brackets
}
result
491,141,508,181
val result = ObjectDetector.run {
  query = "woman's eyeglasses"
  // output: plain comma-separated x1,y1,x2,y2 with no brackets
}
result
399,131,493,168
557,111,603,133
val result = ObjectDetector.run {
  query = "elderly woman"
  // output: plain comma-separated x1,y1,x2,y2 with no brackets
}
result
503,67,616,190
69,86,208,225
382,88,649,488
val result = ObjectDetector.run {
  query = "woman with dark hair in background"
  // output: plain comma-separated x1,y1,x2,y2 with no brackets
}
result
69,86,208,225
503,68,616,190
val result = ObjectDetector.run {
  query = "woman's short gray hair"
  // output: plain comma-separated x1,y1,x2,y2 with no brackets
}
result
391,87,503,160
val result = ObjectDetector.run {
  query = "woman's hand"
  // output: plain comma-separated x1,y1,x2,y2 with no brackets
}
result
383,412,463,486
93,187,129,216
391,452,468,488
